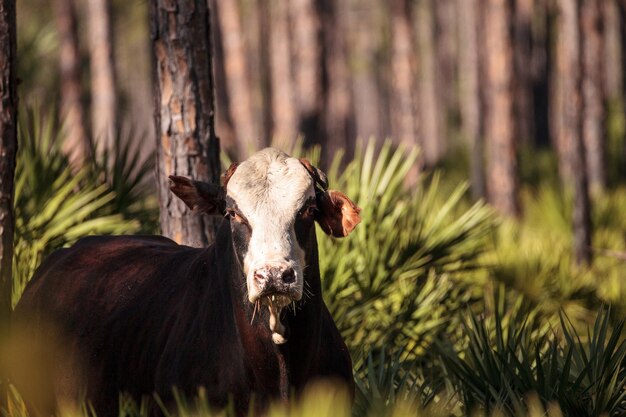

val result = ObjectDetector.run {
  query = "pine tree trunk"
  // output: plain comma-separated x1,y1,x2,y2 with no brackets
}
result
581,0,606,194
457,0,484,199
348,3,381,142
320,0,353,162
55,0,90,167
215,0,258,157
268,0,297,147
290,0,324,145
151,0,221,247
389,0,419,151
483,0,518,216
435,0,458,128
513,0,535,144
557,0,592,265
603,0,623,98
416,0,444,167
86,0,117,156
0,0,17,402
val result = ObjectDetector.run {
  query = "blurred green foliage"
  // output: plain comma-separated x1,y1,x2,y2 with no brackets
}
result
12,109,157,306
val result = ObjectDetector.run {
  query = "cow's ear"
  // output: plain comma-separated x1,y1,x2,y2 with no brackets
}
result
315,190,361,237
169,176,224,215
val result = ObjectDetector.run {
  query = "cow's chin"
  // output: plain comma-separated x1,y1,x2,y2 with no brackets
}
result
247,292,298,345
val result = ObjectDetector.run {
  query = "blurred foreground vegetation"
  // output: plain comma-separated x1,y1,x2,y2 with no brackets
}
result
6,109,626,416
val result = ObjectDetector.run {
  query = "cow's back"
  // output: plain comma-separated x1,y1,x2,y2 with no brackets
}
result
12,235,245,415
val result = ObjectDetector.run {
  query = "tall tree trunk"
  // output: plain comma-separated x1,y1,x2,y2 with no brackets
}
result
513,0,535,144
54,0,90,167
320,0,353,163
257,0,272,145
581,0,605,194
483,0,518,216
389,0,419,151
268,0,297,147
557,0,592,265
290,0,325,146
435,0,458,130
348,2,381,143
86,0,117,157
458,0,484,199
151,0,221,247
214,0,258,156
603,0,622,102
416,0,444,167
0,0,17,402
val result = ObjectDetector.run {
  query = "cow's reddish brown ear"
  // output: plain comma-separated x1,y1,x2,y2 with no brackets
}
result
315,190,361,237
169,176,224,215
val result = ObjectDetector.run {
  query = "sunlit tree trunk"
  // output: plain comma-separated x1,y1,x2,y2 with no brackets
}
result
556,0,592,265
268,0,297,147
151,0,221,247
320,0,353,162
86,0,117,157
458,0,484,199
290,0,324,145
435,0,458,128
214,0,258,156
483,0,518,216
0,0,17,402
348,2,381,142
513,0,534,144
581,0,605,194
416,0,444,167
389,0,418,152
257,0,272,145
54,0,90,167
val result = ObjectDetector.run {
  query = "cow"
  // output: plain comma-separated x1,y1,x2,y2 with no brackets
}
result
10,148,361,416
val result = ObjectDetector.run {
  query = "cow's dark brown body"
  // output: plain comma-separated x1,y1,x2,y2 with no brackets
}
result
13,220,353,415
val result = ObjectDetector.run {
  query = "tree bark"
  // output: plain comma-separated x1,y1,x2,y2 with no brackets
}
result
435,0,458,128
603,0,622,99
151,0,221,247
416,0,444,167
54,0,90,168
86,0,117,157
483,0,518,216
320,0,353,163
214,0,259,156
0,0,17,402
389,0,419,151
458,0,484,199
290,0,325,146
268,0,297,147
513,0,535,144
581,0,605,194
348,2,381,143
556,0,592,265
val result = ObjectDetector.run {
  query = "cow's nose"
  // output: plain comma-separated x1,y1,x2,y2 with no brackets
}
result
281,268,295,284
254,266,295,288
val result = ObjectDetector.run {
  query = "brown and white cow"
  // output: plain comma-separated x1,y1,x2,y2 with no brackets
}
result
11,148,361,416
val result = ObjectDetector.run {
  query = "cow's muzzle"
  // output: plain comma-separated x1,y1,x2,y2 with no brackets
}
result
252,265,300,303
249,265,300,345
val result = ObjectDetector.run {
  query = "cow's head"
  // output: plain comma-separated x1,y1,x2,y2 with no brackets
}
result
169,148,361,343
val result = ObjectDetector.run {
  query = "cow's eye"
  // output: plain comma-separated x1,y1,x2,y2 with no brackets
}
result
300,205,317,219
226,208,244,223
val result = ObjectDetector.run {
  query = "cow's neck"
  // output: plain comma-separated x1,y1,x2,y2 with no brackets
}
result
215,221,324,399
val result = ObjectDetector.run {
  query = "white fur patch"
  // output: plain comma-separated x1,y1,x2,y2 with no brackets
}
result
226,148,314,304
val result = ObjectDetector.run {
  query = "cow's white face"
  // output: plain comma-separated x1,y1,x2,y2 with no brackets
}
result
225,150,315,305
169,148,361,344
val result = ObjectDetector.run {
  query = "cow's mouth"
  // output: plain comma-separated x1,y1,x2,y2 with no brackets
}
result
252,293,292,345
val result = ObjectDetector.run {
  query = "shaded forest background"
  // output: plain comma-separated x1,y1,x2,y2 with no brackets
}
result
17,0,626,259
